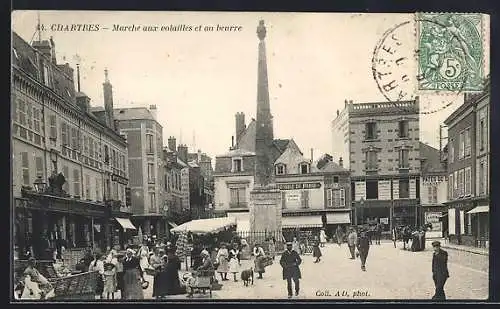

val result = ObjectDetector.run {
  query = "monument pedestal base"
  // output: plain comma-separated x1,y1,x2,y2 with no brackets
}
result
249,184,282,235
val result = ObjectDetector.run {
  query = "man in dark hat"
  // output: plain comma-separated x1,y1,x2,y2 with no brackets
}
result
431,241,449,300
279,241,302,298
356,227,370,271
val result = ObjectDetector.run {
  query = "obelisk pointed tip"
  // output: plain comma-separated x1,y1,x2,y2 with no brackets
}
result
257,20,267,40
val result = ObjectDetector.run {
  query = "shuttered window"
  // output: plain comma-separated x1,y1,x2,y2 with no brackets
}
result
73,169,80,196
300,190,309,209
35,157,44,178
21,152,29,185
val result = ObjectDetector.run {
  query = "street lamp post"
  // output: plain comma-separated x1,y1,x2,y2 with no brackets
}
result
359,197,365,226
33,176,47,194
49,149,58,173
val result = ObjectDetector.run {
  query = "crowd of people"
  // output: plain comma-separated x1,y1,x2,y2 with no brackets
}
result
16,224,447,301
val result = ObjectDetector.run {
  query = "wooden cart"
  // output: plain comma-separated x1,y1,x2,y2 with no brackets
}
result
14,260,99,300
187,270,214,298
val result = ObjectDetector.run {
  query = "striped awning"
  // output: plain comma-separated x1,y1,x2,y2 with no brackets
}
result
282,215,323,229
326,212,351,224
226,212,251,232
467,206,489,214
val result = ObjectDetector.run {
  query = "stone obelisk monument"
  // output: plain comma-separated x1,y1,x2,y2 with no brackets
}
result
249,20,282,237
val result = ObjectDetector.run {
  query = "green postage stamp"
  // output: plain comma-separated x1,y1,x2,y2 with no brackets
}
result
417,13,485,92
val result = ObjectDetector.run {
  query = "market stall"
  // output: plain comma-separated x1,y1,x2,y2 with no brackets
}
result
170,217,237,234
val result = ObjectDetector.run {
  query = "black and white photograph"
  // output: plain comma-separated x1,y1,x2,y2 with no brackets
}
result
11,11,490,301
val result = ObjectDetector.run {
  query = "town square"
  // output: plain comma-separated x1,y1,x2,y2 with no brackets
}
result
11,11,490,301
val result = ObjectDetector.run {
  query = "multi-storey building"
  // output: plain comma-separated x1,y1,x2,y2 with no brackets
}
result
332,99,421,231
444,79,490,247
419,142,448,238
12,32,132,259
106,105,166,237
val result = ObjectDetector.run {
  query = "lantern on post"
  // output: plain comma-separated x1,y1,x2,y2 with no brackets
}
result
33,176,47,193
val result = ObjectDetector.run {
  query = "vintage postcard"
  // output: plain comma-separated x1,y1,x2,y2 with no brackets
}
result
11,11,490,301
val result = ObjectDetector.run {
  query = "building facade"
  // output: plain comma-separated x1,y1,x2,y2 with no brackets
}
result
419,142,448,238
332,99,421,231
444,80,490,247
12,32,132,259
111,106,166,237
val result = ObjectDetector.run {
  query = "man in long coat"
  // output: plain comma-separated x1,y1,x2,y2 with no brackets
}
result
347,227,357,260
279,242,302,298
431,241,449,300
356,228,370,271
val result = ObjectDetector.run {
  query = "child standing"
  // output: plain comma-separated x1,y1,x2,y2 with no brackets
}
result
102,263,117,300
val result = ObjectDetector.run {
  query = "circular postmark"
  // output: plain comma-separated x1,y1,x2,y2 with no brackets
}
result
371,16,477,115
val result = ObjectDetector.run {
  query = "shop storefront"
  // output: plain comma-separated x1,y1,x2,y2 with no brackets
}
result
14,189,131,259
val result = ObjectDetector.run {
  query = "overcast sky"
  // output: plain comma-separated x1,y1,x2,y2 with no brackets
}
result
12,11,489,161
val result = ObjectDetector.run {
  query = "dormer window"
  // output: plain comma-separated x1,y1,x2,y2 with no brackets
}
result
299,162,310,174
232,157,243,172
275,164,286,175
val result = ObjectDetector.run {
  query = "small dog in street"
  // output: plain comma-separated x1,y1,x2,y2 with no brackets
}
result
240,268,254,287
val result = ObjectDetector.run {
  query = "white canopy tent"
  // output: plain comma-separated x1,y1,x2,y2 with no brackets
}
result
170,217,237,234
226,212,251,232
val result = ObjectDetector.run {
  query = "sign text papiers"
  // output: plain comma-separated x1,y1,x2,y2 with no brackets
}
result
276,182,322,190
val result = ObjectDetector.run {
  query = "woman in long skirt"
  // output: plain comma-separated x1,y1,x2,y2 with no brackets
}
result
121,249,144,300
253,244,266,279
216,244,229,281
312,237,322,263
228,244,240,282
267,238,276,260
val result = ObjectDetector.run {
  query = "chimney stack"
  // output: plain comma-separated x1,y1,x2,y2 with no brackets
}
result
75,92,91,113
149,105,157,120
235,112,246,145
339,157,343,167
168,136,177,152
177,144,188,163
310,148,314,163
32,39,54,62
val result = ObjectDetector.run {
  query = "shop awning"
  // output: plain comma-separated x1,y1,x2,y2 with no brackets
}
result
326,212,351,224
227,212,251,232
467,206,489,214
282,215,323,229
115,217,137,230
168,221,178,228
170,217,237,234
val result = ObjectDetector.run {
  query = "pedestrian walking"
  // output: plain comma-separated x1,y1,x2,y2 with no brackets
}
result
268,237,276,260
335,226,344,247
89,253,105,299
292,237,301,255
280,242,302,298
122,249,144,300
216,244,230,281
347,227,357,260
102,262,117,300
253,244,266,279
319,229,327,247
374,223,382,245
228,244,240,282
431,241,449,301
312,236,322,263
356,228,370,271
